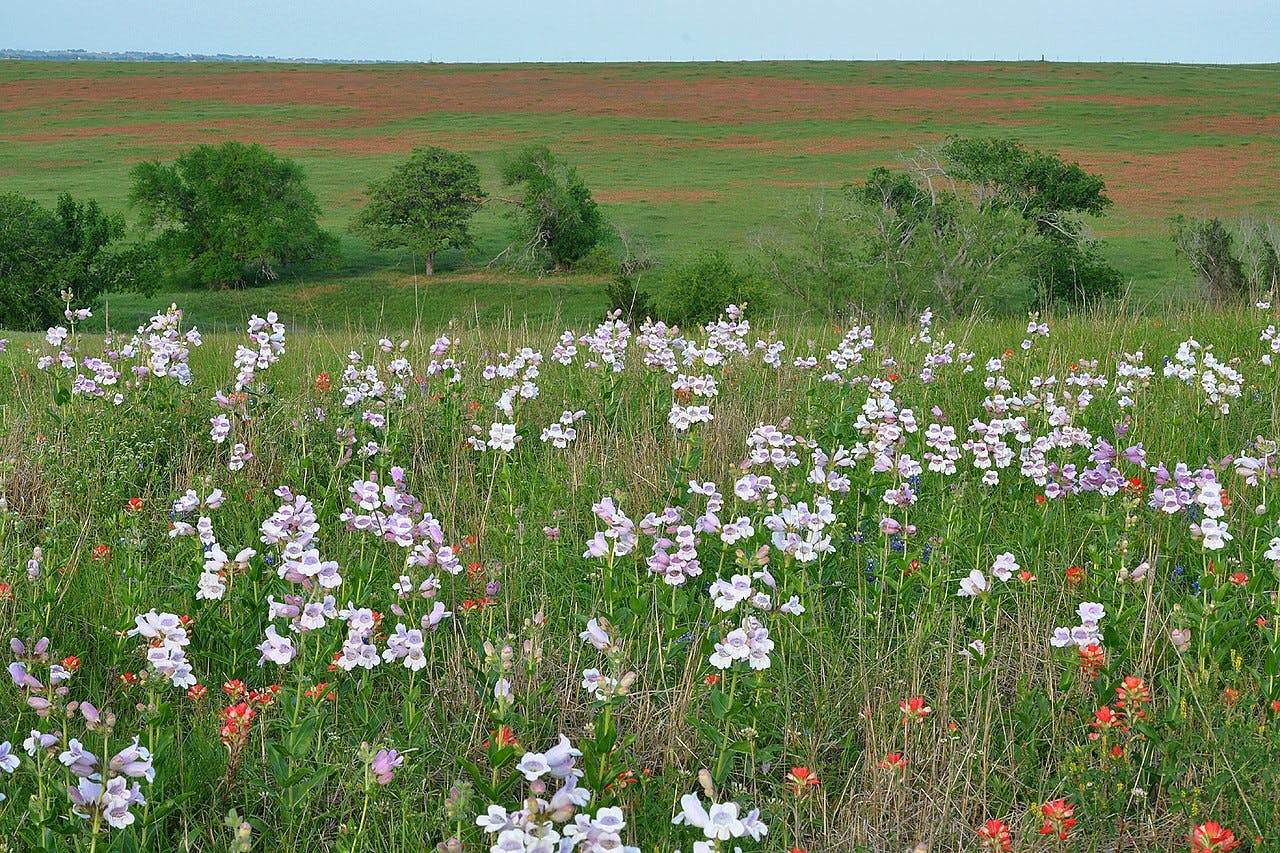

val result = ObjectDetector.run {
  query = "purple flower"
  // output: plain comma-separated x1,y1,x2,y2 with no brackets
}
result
0,741,18,773
58,738,99,778
370,748,403,785
109,737,155,783
7,661,43,691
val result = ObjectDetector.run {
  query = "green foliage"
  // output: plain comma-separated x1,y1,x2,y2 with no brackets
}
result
129,141,340,288
1172,214,1279,303
756,189,865,319
655,248,770,327
0,191,140,329
1027,236,1126,306
942,136,1113,226
500,146,609,270
603,274,656,324
352,146,485,276
765,140,1124,317
942,136,1122,305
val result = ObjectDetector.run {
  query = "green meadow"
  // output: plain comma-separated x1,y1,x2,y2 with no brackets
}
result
1,60,1278,330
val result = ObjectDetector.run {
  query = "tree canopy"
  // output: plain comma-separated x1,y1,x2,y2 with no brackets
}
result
353,146,485,276
500,146,608,270
0,192,139,330
130,141,339,288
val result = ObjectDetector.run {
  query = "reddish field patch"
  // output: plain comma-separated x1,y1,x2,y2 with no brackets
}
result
10,120,529,157
0,66,1192,129
593,188,721,203
1068,144,1279,211
1169,113,1280,137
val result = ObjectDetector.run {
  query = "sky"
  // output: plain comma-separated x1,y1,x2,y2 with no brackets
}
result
3,0,1277,64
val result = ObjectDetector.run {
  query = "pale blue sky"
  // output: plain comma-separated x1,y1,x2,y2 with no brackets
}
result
3,0,1276,63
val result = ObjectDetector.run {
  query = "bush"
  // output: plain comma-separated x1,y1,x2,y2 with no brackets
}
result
654,249,770,327
1028,239,1125,306
604,274,656,325
0,192,141,330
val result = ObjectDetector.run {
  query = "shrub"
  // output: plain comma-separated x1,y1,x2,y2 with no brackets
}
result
655,249,770,327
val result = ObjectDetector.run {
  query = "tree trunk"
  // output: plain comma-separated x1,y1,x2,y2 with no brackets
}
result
424,252,435,276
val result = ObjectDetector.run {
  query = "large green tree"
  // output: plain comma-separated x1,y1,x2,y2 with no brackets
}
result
353,147,485,276
0,192,142,330
500,146,608,270
130,141,339,287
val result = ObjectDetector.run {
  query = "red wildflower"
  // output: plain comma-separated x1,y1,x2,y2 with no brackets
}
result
1039,798,1077,840
605,769,640,791
220,702,256,749
1066,565,1085,585
1089,705,1124,739
1188,821,1241,853
785,766,820,795
1114,676,1151,718
1077,644,1106,677
61,655,80,671
314,373,331,392
977,818,1012,851
899,696,932,724
187,685,207,700
1229,572,1248,586
126,497,144,512
483,726,520,749
92,545,111,561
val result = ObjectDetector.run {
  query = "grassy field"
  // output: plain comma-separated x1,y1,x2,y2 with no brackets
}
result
0,299,1278,850
2,60,1279,330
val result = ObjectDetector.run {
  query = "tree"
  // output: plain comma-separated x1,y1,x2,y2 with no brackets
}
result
500,146,608,270
0,192,141,329
130,141,339,288
1173,214,1278,303
941,137,1122,304
353,147,485,276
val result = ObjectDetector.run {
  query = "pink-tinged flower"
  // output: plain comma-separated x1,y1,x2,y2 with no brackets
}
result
1170,628,1192,652
957,569,989,597
370,748,403,785
109,737,155,782
990,552,1019,582
579,618,612,651
256,626,296,666
7,661,43,690
58,738,99,778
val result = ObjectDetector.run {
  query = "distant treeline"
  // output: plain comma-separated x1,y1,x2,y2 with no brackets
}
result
0,49,395,64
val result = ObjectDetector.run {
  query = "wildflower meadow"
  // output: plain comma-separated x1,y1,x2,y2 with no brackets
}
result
2,294,1279,852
